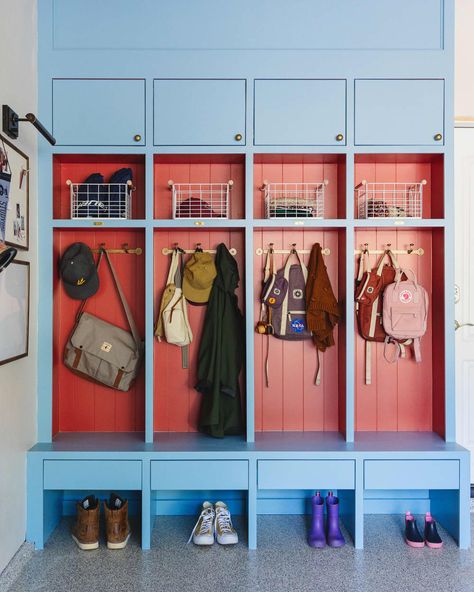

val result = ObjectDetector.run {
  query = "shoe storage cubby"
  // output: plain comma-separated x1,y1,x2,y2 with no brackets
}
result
153,228,246,434
253,154,346,220
53,154,146,220
253,228,346,434
153,154,245,220
354,154,444,220
52,228,146,436
354,227,445,435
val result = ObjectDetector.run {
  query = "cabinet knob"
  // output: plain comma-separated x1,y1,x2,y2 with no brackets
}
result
234,133,243,142
434,133,443,141
134,134,142,142
336,133,344,142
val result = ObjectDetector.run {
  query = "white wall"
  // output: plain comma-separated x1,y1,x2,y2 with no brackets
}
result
455,0,474,118
0,0,37,574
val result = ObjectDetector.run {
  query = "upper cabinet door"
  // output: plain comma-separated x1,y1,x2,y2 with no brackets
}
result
53,79,145,146
254,79,346,146
154,79,246,146
355,79,445,146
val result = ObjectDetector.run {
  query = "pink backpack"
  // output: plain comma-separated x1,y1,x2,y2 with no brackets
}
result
382,268,429,363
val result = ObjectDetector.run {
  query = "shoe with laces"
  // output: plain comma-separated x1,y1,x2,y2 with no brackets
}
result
188,502,215,546
215,501,238,545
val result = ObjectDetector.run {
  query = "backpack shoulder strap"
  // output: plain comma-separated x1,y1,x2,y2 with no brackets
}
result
376,249,400,276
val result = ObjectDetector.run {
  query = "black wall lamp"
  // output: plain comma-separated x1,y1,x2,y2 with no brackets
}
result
2,105,56,145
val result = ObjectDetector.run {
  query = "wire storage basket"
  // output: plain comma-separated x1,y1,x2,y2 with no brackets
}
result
169,180,232,219
67,179,134,219
356,180,426,219
262,181,327,219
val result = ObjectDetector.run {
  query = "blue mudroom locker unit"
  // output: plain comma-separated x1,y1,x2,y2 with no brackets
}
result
26,0,470,550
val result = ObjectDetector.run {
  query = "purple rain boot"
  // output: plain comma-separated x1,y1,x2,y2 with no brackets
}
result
326,491,345,548
308,491,326,548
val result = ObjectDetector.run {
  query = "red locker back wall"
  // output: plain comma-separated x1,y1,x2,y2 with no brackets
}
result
153,229,245,433
52,229,145,435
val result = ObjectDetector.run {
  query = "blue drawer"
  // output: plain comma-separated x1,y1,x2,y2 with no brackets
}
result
364,460,460,490
43,460,142,490
151,460,248,490
258,460,355,490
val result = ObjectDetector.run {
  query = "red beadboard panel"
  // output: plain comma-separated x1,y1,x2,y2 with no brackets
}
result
52,229,146,435
253,154,346,220
254,228,345,433
432,229,446,437
354,228,442,432
153,229,245,432
53,154,146,219
154,154,245,219
354,154,444,219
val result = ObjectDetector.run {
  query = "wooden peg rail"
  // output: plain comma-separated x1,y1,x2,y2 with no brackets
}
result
162,247,237,256
255,247,331,256
354,247,424,256
91,245,142,255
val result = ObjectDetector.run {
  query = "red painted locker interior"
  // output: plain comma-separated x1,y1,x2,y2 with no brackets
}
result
53,154,146,219
153,229,246,433
253,154,346,219
52,228,146,435
154,154,245,219
253,228,346,434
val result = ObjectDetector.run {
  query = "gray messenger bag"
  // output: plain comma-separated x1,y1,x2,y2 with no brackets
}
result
64,249,144,391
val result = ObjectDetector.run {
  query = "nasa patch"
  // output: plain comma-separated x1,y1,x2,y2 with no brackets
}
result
290,318,305,333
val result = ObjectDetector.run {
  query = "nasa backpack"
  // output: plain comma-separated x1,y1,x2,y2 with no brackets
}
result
262,249,312,341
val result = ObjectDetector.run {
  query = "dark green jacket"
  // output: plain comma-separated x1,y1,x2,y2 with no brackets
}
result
195,244,244,438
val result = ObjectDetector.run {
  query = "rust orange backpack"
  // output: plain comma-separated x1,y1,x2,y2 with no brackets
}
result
354,249,400,384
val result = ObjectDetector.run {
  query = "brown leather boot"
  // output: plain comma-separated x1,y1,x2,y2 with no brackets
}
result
104,493,131,549
71,495,100,550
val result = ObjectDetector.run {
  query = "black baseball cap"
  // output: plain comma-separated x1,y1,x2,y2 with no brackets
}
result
60,242,99,300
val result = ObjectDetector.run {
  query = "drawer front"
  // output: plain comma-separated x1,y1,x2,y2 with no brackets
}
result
43,460,142,490
364,460,460,490
355,79,444,146
151,460,248,490
154,79,246,146
258,460,355,490
53,79,145,146
254,79,346,145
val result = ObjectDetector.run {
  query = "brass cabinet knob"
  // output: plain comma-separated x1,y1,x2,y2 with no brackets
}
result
336,133,344,142
434,133,443,141
235,133,243,141
134,134,142,142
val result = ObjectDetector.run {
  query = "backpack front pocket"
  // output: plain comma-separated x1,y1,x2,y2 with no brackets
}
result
390,305,423,333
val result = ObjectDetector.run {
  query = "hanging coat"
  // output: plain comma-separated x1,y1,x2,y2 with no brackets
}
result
195,243,244,438
306,243,341,351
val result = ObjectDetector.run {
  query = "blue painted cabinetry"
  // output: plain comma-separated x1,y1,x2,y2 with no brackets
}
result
153,79,246,146
254,79,346,146
52,79,146,146
29,0,469,555
354,79,445,146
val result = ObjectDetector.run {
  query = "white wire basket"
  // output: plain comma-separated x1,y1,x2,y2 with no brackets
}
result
356,180,426,219
67,179,134,219
262,181,327,219
169,180,232,219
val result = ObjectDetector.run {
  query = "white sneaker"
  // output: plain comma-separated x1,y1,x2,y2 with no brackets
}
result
188,502,215,546
215,501,238,545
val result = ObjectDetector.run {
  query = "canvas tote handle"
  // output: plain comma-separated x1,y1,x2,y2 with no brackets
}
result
76,248,141,348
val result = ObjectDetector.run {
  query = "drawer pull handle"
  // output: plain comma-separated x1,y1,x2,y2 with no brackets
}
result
336,133,344,142
134,134,142,142
234,133,243,141
434,133,443,141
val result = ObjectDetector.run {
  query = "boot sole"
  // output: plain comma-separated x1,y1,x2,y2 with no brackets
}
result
426,541,443,549
107,533,131,550
405,538,425,548
72,535,99,551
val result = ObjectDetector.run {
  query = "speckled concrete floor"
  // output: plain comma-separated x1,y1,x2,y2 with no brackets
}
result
1,515,473,592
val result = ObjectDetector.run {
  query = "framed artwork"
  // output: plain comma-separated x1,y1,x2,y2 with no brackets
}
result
0,134,29,250
0,259,30,365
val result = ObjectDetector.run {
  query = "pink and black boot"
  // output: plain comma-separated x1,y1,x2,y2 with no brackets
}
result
326,491,345,548
424,512,443,548
308,491,325,548
405,511,424,548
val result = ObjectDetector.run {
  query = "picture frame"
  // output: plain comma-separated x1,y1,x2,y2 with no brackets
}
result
0,134,29,250
0,259,30,365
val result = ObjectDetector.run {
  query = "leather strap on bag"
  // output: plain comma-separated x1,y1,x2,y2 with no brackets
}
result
76,248,141,350
262,248,274,387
